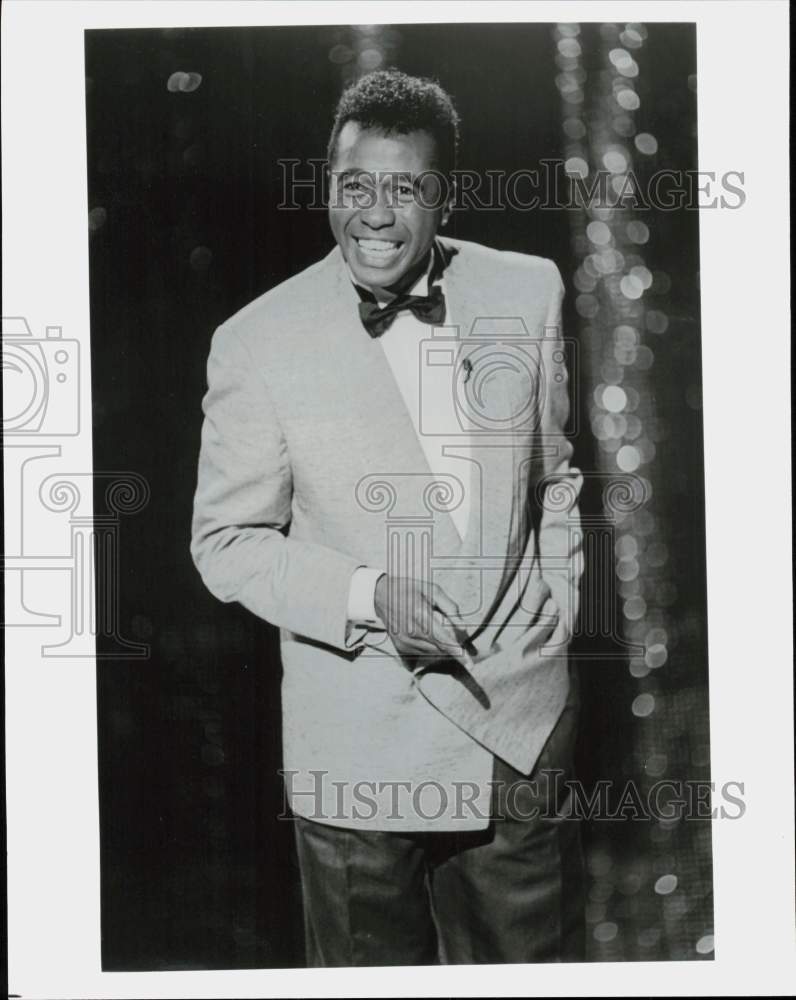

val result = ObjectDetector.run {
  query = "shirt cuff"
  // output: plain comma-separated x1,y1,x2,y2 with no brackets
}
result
347,566,386,628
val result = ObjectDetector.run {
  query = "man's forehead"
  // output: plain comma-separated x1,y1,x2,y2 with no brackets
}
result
333,121,437,171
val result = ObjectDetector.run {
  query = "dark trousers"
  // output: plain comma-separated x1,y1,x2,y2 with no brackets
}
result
293,680,585,966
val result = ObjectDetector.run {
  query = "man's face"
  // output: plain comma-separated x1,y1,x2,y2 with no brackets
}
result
328,122,450,295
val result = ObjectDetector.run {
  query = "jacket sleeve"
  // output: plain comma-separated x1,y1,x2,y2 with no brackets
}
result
190,322,368,652
534,261,584,642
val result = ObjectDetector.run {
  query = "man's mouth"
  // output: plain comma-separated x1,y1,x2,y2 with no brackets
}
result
353,237,404,267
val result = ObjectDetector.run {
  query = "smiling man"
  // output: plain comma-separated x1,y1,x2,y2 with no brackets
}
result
192,69,585,966
328,123,446,293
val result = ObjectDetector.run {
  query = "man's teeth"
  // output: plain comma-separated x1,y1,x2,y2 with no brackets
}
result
357,239,400,251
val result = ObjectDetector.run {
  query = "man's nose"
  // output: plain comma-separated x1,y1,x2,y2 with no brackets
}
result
360,187,396,229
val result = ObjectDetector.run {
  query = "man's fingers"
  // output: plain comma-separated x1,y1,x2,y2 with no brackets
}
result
430,611,465,655
404,615,459,653
393,616,461,658
432,606,469,647
429,585,469,645
430,584,460,620
383,578,469,661
396,636,443,659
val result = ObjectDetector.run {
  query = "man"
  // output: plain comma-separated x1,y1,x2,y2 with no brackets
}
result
191,69,585,966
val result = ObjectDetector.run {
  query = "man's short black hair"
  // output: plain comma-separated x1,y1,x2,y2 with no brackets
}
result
327,69,460,177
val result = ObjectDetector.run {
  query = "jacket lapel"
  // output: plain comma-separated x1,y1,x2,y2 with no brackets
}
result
437,239,527,633
322,247,464,562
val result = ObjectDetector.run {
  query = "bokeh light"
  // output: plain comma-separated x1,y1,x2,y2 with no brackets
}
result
645,643,668,669
626,220,650,244
167,71,202,93
654,874,678,895
620,274,644,299
88,206,107,232
615,88,641,110
634,132,659,155
554,19,709,963
632,693,656,717
617,444,641,472
593,921,619,942
695,933,714,955
603,149,629,174
565,156,589,179
587,220,612,245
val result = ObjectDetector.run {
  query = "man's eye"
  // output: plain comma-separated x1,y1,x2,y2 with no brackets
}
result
343,180,364,192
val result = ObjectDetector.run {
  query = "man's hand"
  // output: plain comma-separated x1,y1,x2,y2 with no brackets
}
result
374,574,469,667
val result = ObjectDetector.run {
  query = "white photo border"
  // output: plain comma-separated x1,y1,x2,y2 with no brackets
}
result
3,1,793,996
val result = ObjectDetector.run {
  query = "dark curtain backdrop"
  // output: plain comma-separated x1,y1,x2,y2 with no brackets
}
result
86,22,708,969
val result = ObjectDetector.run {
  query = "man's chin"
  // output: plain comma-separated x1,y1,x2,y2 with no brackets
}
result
350,263,406,291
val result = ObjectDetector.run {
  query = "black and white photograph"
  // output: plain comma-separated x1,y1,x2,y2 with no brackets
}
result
3,2,793,997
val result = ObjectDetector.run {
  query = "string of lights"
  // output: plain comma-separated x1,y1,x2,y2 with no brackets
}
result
555,20,713,961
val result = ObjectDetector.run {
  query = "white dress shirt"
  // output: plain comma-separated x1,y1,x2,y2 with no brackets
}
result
346,255,471,628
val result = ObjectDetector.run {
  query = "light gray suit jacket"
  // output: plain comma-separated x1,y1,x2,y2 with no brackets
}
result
191,237,583,831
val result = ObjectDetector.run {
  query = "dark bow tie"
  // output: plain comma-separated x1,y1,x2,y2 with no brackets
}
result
358,284,446,338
